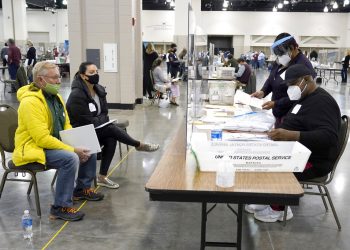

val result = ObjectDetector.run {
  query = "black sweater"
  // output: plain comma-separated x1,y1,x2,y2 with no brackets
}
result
27,47,37,66
66,75,109,128
261,52,316,118
281,87,341,175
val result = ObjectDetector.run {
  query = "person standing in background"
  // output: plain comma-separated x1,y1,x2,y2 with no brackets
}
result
178,48,187,77
26,40,36,82
258,51,265,69
341,50,350,83
143,43,159,99
7,38,21,93
223,54,238,69
168,43,181,78
1,42,9,75
53,47,59,58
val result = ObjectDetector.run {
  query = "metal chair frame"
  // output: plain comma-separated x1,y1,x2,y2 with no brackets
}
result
282,115,349,230
298,115,349,230
0,104,46,217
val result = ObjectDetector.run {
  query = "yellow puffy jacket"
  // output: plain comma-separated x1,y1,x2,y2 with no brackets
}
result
12,84,74,166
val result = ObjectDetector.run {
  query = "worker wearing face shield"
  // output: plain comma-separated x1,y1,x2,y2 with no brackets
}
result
251,33,316,127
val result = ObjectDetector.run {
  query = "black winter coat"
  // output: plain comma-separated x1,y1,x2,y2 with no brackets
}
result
66,75,109,128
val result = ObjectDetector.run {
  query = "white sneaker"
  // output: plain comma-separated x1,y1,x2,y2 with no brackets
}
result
245,204,269,214
136,143,160,152
97,176,120,189
254,206,293,223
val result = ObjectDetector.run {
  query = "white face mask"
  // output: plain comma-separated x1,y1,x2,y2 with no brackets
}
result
278,54,291,66
287,79,306,101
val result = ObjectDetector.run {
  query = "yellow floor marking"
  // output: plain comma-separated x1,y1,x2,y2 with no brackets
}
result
41,149,134,250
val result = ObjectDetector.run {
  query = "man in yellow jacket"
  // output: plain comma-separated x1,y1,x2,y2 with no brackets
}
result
13,61,103,221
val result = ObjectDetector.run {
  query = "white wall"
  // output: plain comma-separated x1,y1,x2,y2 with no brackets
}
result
0,10,4,42
141,9,350,49
200,11,348,47
0,9,68,43
141,10,174,42
27,9,68,43
347,13,350,45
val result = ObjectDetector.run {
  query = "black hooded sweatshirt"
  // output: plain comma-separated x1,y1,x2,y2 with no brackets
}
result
66,74,109,128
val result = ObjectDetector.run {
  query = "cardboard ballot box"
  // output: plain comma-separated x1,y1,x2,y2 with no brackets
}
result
191,133,311,172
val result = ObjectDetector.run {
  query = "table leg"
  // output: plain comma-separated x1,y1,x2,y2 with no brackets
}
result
332,70,339,85
237,204,243,250
200,202,207,250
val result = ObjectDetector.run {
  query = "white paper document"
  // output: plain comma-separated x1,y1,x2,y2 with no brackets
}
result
95,119,117,129
60,124,101,153
222,132,269,141
234,91,264,109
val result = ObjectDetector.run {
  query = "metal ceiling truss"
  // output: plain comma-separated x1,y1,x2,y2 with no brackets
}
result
201,0,350,12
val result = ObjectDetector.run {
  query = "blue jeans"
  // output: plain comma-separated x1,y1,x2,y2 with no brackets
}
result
8,63,18,80
341,66,348,82
45,150,97,207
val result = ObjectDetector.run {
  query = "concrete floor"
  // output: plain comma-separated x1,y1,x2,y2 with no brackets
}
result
0,69,349,250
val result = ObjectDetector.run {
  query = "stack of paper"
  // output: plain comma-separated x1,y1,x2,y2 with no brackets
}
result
234,91,264,109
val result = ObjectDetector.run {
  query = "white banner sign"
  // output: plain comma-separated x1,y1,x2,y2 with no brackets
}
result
191,133,311,172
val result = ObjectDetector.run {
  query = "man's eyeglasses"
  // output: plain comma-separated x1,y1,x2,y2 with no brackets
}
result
40,75,62,81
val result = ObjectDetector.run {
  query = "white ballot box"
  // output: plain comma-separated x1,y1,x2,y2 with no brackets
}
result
216,67,235,79
191,133,311,172
60,124,101,154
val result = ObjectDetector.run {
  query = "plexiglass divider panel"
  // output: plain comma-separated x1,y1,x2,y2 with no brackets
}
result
186,3,210,149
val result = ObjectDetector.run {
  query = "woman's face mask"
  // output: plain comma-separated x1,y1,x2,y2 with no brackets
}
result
277,54,291,66
287,79,306,101
86,74,99,85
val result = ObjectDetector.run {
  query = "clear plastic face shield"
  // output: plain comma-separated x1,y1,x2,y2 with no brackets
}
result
271,36,294,56
271,36,295,66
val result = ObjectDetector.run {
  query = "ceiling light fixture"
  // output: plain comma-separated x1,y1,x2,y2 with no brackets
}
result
62,0,67,5
283,0,289,4
166,0,171,2
324,6,329,12
170,0,175,7
222,8,227,11
223,0,229,8
277,2,283,8
345,0,350,5
273,6,277,12
333,1,338,9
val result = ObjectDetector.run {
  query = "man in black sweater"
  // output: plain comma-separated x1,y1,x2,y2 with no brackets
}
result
252,64,341,223
268,64,341,181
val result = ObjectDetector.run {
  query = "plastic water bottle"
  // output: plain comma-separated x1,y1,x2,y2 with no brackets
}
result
211,124,222,141
22,210,33,240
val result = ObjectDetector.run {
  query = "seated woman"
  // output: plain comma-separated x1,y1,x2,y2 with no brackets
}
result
66,62,159,189
152,58,180,106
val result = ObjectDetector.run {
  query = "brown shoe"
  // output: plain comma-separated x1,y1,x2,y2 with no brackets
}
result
73,188,104,201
